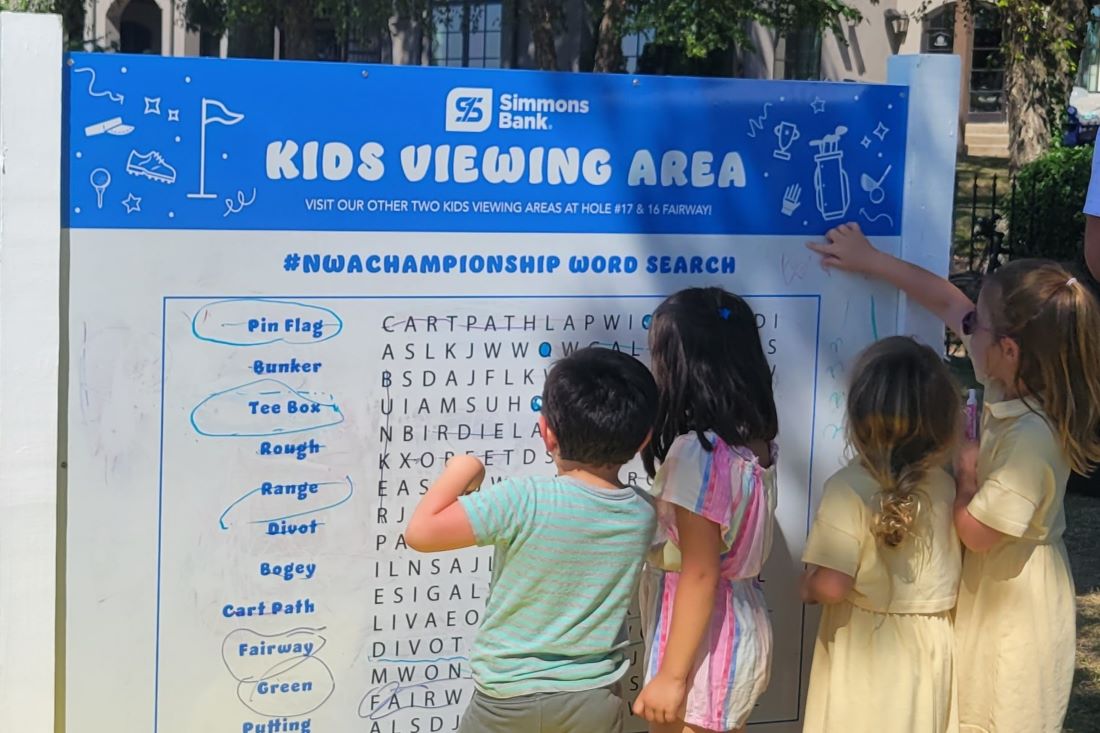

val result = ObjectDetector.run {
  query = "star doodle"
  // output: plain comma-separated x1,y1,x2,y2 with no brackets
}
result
873,122,890,141
121,193,141,213
144,97,161,115
811,97,826,114
167,109,179,122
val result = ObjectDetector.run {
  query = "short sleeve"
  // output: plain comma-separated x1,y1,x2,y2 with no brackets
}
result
802,476,864,578
1085,147,1100,216
651,435,714,520
458,479,531,547
967,424,1056,538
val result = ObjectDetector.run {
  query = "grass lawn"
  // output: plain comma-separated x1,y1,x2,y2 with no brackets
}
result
1066,491,1100,731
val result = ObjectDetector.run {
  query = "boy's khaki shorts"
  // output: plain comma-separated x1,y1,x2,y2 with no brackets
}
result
457,684,625,733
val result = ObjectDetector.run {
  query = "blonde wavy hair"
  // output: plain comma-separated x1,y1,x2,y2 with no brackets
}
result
983,260,1100,474
847,337,960,547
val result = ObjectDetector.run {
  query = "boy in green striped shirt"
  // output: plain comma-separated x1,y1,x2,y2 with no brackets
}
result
406,346,658,733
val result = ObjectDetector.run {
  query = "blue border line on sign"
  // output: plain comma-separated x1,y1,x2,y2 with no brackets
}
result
154,292,822,730
155,297,167,733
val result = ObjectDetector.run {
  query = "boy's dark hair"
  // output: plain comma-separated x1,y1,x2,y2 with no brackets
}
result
541,346,658,466
643,287,778,478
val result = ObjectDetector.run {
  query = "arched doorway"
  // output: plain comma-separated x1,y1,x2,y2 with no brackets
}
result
119,0,162,54
922,2,1005,120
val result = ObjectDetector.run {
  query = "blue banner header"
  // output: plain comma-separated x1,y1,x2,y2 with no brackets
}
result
63,53,908,235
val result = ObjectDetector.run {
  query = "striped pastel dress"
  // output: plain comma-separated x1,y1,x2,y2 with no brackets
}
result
641,432,777,731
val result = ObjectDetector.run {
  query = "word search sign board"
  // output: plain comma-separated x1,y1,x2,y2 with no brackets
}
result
63,53,910,733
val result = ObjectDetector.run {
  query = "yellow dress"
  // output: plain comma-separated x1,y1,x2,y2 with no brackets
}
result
802,462,962,733
955,385,1076,733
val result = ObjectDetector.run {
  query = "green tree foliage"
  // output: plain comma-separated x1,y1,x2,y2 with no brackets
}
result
926,0,1090,167
181,0,869,70
1006,144,1094,264
993,0,1088,167
1,0,85,48
589,0,868,72
625,0,862,62
183,0,432,60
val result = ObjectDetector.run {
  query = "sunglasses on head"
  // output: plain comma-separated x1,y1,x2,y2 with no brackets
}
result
962,310,997,337
961,310,979,336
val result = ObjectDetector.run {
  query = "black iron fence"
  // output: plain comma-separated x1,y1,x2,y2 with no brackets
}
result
955,172,1088,277
957,172,1006,276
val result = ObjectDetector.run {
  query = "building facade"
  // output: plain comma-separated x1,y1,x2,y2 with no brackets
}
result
83,0,226,56
82,0,1006,152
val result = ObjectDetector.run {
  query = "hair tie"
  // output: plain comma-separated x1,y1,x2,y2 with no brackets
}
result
718,307,731,320
1067,277,1078,287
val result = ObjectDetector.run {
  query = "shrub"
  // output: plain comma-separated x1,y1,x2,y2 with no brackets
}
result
1005,145,1094,265
1001,147,1099,494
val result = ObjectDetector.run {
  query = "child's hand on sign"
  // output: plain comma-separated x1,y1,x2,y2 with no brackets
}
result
806,222,881,275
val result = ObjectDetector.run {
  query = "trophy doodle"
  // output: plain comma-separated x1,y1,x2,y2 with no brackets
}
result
773,121,800,161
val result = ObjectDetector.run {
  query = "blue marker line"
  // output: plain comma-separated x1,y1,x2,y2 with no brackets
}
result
248,483,352,524
191,298,344,347
190,378,343,438
218,475,354,529
218,485,265,529
372,656,468,665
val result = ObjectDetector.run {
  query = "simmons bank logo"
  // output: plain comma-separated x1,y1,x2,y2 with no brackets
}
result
446,88,493,132
445,86,591,132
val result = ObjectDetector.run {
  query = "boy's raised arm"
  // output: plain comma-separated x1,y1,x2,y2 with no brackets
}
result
807,223,974,338
405,454,484,552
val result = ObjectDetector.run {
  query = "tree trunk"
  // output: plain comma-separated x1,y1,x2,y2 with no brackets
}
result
528,0,559,70
592,0,625,72
1003,47,1050,168
999,0,1087,168
280,0,317,60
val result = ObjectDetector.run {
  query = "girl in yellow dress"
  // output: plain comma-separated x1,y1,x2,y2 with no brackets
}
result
807,223,1100,733
801,336,962,733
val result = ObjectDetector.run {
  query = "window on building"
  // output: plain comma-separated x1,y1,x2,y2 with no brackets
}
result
969,3,1004,114
199,30,222,57
432,1,503,68
347,35,385,64
778,26,821,80
227,18,276,59
119,0,162,55
621,29,654,74
922,3,955,54
1076,7,1100,93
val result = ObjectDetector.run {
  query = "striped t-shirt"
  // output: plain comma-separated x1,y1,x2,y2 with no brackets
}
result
458,475,656,698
